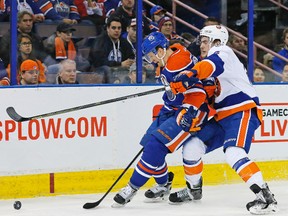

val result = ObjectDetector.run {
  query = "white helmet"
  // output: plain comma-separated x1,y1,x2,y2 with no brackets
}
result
200,25,229,46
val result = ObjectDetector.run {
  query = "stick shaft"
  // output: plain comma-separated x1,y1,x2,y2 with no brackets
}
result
83,147,144,209
7,87,165,122
100,147,143,200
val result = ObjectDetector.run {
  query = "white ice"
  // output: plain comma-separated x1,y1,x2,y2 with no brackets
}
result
1,181,287,216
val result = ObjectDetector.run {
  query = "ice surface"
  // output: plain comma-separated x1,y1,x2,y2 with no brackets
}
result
1,181,287,216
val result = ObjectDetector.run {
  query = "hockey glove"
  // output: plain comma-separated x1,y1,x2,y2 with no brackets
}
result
163,92,184,108
170,70,199,94
202,77,217,98
176,106,201,133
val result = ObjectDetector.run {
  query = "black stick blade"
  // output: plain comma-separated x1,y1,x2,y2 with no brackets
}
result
83,201,101,209
6,107,30,122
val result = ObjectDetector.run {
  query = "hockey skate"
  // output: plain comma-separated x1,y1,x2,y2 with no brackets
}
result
246,183,278,215
169,177,202,204
112,184,137,207
144,172,174,202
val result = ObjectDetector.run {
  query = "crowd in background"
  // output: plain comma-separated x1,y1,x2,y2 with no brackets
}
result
0,0,287,86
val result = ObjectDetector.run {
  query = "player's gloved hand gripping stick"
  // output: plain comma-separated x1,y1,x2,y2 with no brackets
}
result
176,106,200,133
160,74,176,101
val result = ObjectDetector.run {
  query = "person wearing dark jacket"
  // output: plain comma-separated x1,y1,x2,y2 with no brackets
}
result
89,16,135,70
110,0,151,36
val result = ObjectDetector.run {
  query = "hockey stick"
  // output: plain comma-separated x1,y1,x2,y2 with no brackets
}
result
6,87,165,122
83,147,144,209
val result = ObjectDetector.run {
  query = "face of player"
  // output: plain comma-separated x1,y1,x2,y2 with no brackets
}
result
253,68,265,82
107,21,122,41
200,36,211,54
146,48,166,67
59,63,77,84
19,37,32,56
200,36,209,58
282,65,288,82
160,21,173,37
20,70,39,85
18,14,33,33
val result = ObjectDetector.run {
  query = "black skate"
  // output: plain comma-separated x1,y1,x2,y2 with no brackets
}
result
144,172,174,201
112,184,137,207
169,177,202,204
246,183,278,215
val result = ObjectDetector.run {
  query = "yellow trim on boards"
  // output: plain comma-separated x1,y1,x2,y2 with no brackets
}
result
0,161,287,199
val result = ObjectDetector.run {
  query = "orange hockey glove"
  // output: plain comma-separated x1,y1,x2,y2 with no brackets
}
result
170,70,199,94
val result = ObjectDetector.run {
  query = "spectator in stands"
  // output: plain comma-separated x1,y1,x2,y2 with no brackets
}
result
0,0,44,22
123,62,146,84
263,53,274,68
110,75,121,84
110,0,151,36
74,0,105,33
272,28,288,81
150,5,166,23
187,16,220,57
44,22,90,72
149,5,166,31
6,33,46,84
0,76,10,86
19,59,40,85
262,53,275,82
76,0,121,21
4,0,45,22
281,64,288,83
102,0,121,18
0,58,5,72
0,10,46,67
56,59,79,84
34,0,80,24
158,16,180,41
89,16,135,70
253,67,265,83
180,32,195,47
0,0,9,21
124,18,140,55
228,32,248,69
203,16,221,26
0,57,9,86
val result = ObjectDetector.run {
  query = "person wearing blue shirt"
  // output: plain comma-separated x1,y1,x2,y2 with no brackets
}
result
272,28,288,81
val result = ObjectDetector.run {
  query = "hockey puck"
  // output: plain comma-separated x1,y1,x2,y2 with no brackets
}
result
13,201,21,210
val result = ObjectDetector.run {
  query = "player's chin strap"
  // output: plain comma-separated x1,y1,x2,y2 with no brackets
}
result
156,48,166,67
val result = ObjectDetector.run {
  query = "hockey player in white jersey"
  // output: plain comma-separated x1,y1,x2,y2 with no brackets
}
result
169,25,278,215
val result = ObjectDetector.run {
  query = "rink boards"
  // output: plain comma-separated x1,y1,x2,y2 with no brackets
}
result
0,85,287,199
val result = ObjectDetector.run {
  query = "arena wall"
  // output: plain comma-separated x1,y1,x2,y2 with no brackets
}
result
0,85,287,199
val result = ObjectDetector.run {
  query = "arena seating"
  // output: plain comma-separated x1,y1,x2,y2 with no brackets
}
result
34,22,97,47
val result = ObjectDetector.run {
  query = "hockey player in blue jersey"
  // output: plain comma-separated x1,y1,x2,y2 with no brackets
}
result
169,25,278,215
112,32,223,207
